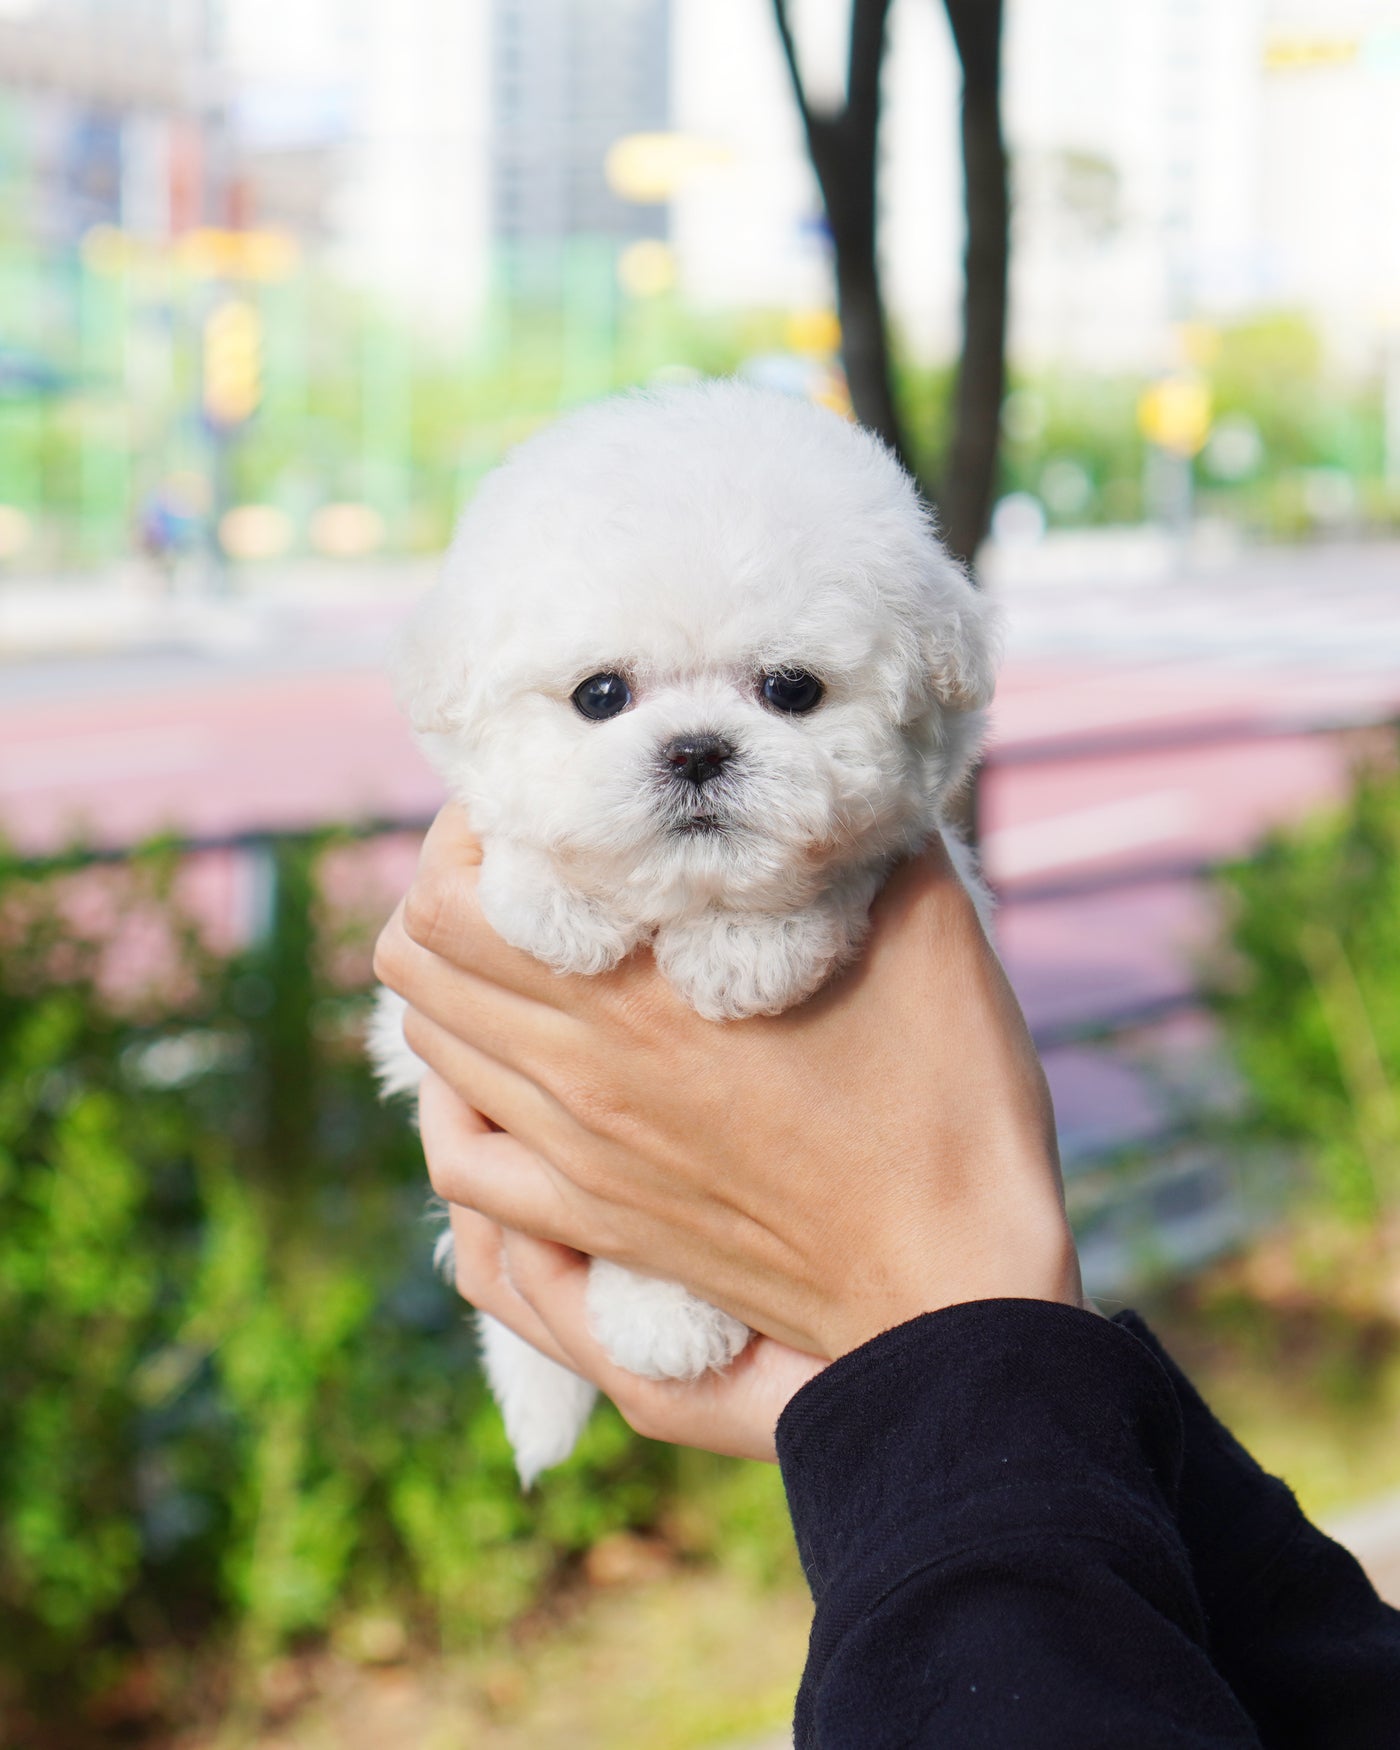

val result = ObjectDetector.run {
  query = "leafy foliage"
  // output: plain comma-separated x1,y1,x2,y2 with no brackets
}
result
1211,748,1400,1224
0,836,697,1734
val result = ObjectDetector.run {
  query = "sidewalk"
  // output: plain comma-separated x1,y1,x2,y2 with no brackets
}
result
0,558,433,668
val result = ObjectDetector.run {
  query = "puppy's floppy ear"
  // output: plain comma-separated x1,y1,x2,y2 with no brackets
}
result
390,581,471,735
922,566,1002,713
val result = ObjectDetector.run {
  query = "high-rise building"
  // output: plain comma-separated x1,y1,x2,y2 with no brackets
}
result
491,0,668,249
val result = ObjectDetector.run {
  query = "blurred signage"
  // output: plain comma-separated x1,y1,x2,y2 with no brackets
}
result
80,225,300,282
604,133,730,203
1266,30,1400,74
617,239,676,297
177,228,300,282
1264,36,1359,71
1137,377,1212,458
202,300,263,428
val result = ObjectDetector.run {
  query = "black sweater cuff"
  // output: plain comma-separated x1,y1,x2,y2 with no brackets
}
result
774,1299,1270,1747
775,1298,1400,1749
777,1298,1190,1618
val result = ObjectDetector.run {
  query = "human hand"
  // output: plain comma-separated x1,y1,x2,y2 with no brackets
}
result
427,1075,825,1461
375,805,1082,1365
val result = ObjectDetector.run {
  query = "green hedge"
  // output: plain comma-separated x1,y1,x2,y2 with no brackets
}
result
0,835,701,1730
1212,742,1400,1225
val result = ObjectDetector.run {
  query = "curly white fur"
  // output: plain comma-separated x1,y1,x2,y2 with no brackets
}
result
369,381,999,1486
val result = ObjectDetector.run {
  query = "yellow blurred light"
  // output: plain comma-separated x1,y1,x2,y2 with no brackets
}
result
1137,377,1212,458
81,225,134,276
604,133,730,203
203,299,263,427
309,502,385,559
1263,36,1359,71
617,239,676,298
177,227,300,282
218,504,294,561
0,505,33,558
811,369,853,419
786,308,842,358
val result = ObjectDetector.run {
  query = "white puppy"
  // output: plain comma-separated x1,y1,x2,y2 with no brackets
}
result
372,380,999,1485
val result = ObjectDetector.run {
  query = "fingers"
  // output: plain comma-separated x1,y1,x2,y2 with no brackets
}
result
421,1074,826,1461
418,801,484,869
442,1190,787,1463
394,808,590,1005
417,1069,602,1251
446,1202,578,1372
495,1230,816,1461
408,1009,568,1155
390,808,680,1031
375,898,575,1076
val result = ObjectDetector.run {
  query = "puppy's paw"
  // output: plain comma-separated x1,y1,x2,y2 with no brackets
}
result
586,1260,750,1381
478,843,636,976
477,1312,598,1488
654,904,859,1020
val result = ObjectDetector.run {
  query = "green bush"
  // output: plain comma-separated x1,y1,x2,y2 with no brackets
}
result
1211,747,1400,1225
0,835,694,1732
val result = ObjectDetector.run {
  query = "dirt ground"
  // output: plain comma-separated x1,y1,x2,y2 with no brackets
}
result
174,1559,812,1750
166,1496,1398,1750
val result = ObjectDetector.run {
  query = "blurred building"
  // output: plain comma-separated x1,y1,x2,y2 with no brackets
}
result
0,0,356,247
0,0,196,247
671,0,1400,376
251,0,671,326
492,0,668,250
1256,0,1400,370
1008,0,1400,371
2,0,1398,372
1001,0,1267,371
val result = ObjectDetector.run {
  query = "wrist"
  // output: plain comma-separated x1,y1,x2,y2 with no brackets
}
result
820,1222,1086,1359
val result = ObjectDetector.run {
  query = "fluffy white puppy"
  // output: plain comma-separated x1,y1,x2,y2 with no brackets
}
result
372,380,999,1485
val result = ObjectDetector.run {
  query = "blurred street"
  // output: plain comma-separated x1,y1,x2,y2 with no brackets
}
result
8,536,1400,1229
9,540,1400,867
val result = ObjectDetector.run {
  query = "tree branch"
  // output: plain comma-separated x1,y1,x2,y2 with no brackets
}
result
769,0,910,468
939,0,1010,569
847,0,895,143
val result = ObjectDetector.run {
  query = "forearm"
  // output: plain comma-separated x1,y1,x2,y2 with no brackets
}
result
776,1301,1262,1747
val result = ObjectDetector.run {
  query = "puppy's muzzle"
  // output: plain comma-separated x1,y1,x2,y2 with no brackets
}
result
662,733,733,787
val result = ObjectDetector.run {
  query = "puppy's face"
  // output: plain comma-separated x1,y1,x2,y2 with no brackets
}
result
397,385,998,913
459,617,927,910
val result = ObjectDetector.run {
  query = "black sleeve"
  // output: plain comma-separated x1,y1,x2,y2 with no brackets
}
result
1112,1309,1400,1750
776,1300,1265,1748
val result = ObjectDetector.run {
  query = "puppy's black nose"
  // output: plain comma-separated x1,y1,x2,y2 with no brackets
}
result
663,733,733,786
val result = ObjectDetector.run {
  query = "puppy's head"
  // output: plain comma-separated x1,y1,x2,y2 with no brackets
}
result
396,382,999,910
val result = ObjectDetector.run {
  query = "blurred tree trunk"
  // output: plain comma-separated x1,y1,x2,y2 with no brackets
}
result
772,0,1009,846
771,0,1009,569
939,0,1010,571
772,0,909,465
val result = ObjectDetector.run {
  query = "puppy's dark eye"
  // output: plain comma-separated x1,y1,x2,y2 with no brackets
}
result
571,672,632,721
759,669,824,714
